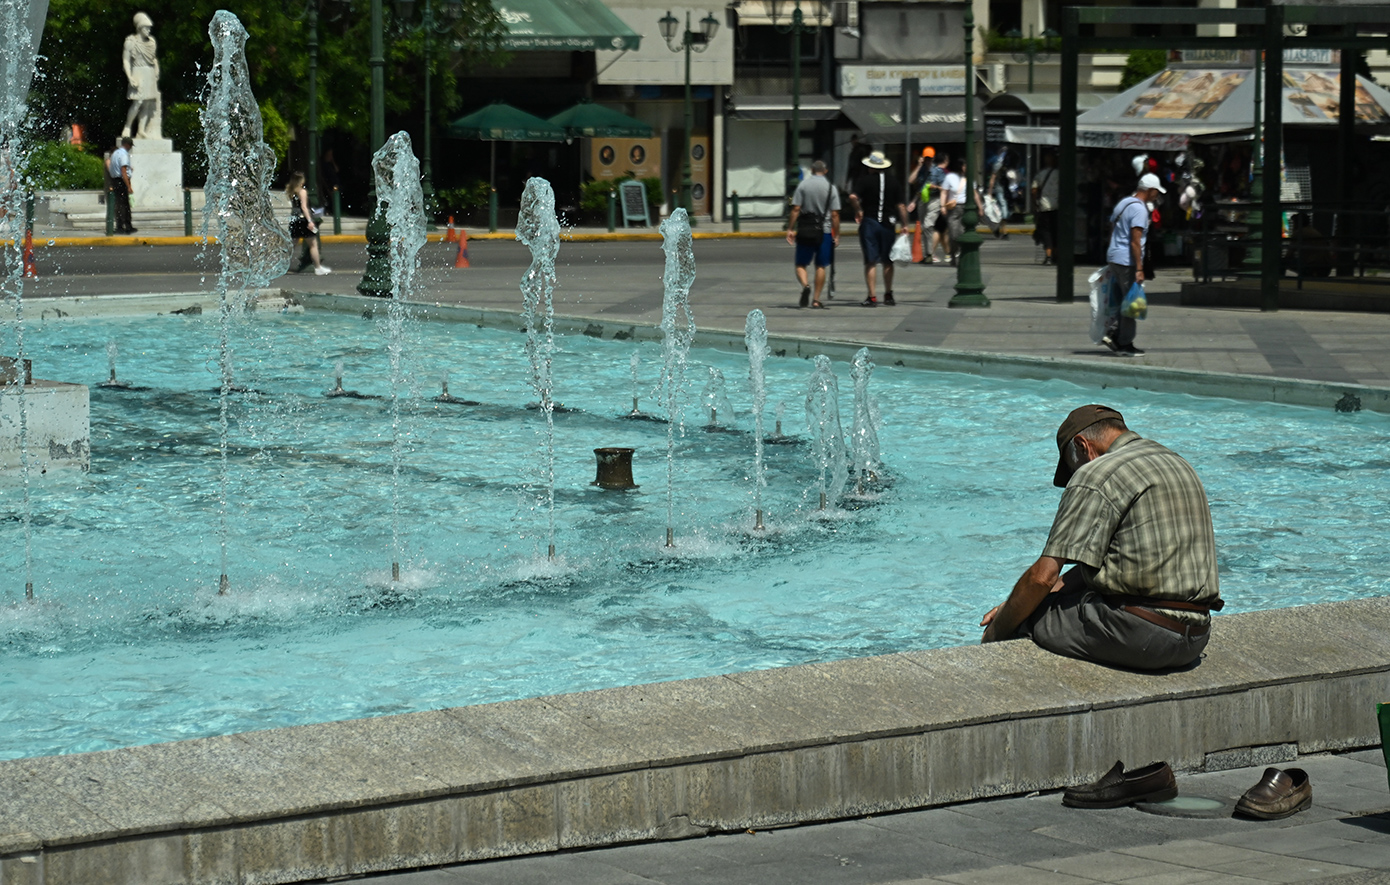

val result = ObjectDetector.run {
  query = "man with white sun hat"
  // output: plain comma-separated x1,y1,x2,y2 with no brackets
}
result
847,150,908,307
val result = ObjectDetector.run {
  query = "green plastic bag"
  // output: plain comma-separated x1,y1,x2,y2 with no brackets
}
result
1380,703,1390,792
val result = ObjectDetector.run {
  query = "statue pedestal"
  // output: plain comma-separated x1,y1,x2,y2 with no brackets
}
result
128,137,183,210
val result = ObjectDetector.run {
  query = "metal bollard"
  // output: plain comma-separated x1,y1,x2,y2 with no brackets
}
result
183,188,193,236
488,189,499,233
24,192,34,233
731,192,740,233
332,187,342,234
607,189,616,233
105,188,114,236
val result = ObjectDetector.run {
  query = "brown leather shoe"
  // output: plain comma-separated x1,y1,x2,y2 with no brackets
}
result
1235,767,1312,820
1063,760,1178,808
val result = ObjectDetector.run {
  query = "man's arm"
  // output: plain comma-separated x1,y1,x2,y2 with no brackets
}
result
121,164,133,194
830,209,840,246
1130,225,1144,282
980,555,1064,642
847,191,863,224
785,205,801,245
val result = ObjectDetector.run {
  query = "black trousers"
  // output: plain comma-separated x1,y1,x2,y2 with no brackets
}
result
111,181,132,232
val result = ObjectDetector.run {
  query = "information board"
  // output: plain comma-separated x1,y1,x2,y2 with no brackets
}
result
620,180,650,227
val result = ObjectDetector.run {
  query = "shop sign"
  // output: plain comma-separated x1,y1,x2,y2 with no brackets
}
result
839,64,966,97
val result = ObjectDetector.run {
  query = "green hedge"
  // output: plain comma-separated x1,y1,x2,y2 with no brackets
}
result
24,142,106,190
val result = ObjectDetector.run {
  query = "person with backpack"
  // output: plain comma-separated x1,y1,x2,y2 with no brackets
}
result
786,160,840,309
1103,173,1165,356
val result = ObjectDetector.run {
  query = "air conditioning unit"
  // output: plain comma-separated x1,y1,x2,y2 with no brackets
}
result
833,0,858,28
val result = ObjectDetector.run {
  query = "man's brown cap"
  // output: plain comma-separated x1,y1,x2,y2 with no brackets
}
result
1053,404,1124,488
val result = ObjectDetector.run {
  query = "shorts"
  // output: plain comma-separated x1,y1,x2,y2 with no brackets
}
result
858,217,896,266
794,232,834,268
922,198,943,229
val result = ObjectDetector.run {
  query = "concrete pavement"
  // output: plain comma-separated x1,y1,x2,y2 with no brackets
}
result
363,750,1390,885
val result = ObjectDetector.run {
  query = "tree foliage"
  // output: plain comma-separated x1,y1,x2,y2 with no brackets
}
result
1120,50,1168,90
31,0,509,164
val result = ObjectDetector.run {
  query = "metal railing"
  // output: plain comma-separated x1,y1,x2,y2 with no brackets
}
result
1190,199,1390,289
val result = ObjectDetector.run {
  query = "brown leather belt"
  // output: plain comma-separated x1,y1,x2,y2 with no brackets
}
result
1122,605,1210,637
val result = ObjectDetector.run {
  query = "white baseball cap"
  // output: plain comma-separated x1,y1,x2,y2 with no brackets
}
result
1139,172,1166,193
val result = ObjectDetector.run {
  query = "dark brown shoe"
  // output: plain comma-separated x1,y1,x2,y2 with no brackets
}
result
1235,767,1312,820
1062,760,1178,808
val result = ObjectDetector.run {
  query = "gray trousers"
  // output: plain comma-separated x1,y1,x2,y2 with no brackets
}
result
1106,262,1138,347
1017,584,1208,670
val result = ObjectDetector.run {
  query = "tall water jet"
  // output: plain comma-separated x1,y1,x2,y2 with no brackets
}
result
629,352,640,415
1,1,48,600
202,10,293,594
745,310,769,530
849,347,881,491
516,177,560,559
805,355,848,511
658,209,696,547
371,132,427,580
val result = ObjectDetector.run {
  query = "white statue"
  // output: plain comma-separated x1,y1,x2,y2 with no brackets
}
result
122,12,161,139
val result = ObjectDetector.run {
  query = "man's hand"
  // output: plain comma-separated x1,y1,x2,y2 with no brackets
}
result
1136,269,1145,283
980,603,1002,627
980,556,1063,644
785,229,796,245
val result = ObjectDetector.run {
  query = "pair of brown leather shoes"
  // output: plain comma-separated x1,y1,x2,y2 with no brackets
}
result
1235,767,1312,820
1062,760,1178,808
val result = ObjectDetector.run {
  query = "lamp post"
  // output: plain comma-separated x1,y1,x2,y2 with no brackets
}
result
393,0,463,214
659,10,719,220
357,0,391,297
949,5,989,308
769,0,822,202
1006,25,1058,93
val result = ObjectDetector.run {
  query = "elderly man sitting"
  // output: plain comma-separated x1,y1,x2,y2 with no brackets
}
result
981,405,1223,669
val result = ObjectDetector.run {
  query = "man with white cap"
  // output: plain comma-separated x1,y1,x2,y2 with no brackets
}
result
1102,172,1165,356
847,150,908,307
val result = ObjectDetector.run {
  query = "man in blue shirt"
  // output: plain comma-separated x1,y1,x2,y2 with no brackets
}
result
1103,173,1164,356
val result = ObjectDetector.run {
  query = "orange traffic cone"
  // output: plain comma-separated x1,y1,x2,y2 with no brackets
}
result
454,229,469,268
911,221,923,263
22,230,36,278
444,215,457,243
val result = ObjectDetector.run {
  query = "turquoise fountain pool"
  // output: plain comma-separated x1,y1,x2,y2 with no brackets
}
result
1,309,1387,760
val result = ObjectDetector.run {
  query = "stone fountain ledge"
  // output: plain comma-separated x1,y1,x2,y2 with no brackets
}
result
2,597,1389,885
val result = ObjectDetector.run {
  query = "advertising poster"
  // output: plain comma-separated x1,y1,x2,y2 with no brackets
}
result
1121,70,1247,120
689,137,710,216
590,138,662,181
1283,70,1390,123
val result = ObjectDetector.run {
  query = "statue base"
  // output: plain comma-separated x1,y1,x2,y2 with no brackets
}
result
128,137,184,211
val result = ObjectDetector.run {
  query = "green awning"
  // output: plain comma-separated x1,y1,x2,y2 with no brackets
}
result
548,101,653,138
494,0,641,51
446,102,567,141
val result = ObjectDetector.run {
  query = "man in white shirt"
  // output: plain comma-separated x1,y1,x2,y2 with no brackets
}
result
108,138,136,235
942,164,966,265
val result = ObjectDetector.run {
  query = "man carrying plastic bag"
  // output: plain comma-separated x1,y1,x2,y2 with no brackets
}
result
1102,173,1165,357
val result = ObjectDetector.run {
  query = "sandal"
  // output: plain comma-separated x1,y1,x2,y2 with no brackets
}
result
810,301,826,309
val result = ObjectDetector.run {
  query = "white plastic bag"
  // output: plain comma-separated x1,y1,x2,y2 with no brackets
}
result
889,232,912,263
1087,266,1109,345
983,195,1003,225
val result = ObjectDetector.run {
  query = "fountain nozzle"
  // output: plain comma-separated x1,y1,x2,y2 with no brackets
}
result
391,562,400,582
755,509,764,531
665,527,674,548
819,491,827,511
547,543,555,560
24,581,33,600
218,574,230,595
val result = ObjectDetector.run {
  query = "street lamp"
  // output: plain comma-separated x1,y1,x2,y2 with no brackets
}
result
949,5,988,308
769,0,823,202
284,0,341,208
659,9,719,220
357,0,391,297
393,0,463,214
1005,25,1058,93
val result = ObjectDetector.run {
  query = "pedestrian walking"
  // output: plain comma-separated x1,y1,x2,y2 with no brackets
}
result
915,151,950,263
942,159,966,265
1102,173,1165,357
1032,152,1060,264
847,151,907,307
786,160,840,309
108,137,136,235
286,172,330,276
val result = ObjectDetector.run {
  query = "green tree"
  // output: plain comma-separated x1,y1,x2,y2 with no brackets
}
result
1120,50,1168,90
31,1,508,161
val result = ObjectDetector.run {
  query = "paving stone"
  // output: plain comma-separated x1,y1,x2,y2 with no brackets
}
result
1023,851,1205,882
935,862,1102,884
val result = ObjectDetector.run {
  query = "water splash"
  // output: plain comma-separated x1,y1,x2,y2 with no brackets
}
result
658,209,696,546
701,366,733,428
202,10,293,594
516,177,560,559
849,347,881,486
745,310,769,530
0,0,41,600
372,131,427,580
805,355,848,510
629,351,640,414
